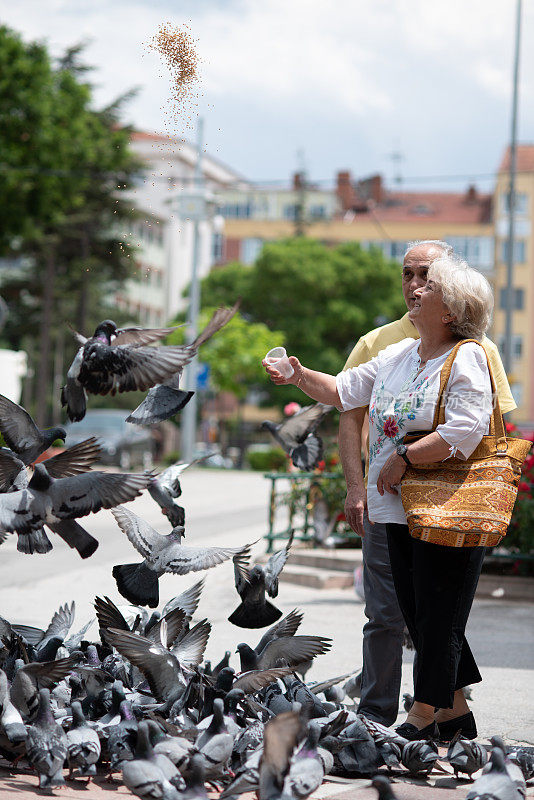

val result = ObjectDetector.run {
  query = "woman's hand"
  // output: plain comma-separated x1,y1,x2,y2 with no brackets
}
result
263,356,302,386
377,452,407,496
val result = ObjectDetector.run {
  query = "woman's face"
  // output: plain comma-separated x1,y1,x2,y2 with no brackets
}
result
408,279,453,330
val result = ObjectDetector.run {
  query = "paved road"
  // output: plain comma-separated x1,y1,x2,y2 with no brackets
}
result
0,468,532,744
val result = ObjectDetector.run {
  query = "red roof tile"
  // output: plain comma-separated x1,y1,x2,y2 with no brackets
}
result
343,189,492,225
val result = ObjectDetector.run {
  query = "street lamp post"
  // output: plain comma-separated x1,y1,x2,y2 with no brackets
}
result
503,0,522,376
180,117,205,463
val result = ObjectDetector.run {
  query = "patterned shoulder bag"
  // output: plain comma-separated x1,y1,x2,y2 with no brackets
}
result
400,339,532,547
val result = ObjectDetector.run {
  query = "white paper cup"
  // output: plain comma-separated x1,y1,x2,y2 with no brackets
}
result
264,347,294,379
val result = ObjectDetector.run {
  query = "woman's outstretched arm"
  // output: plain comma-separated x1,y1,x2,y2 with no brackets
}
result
263,356,341,408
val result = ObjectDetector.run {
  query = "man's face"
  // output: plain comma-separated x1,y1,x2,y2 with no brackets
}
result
402,245,443,310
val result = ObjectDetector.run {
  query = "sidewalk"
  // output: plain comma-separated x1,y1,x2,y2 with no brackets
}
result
0,469,532,798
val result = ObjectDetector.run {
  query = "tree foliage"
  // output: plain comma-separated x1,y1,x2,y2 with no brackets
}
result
167,309,285,400
200,239,406,404
0,25,142,423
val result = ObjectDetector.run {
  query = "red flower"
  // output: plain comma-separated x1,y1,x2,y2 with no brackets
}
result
383,417,399,438
284,402,301,416
316,460,326,472
335,512,346,522
524,455,534,471
506,422,517,433
518,481,530,493
329,454,339,466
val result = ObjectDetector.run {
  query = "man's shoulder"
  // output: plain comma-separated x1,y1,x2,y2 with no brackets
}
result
359,315,416,357
344,315,416,369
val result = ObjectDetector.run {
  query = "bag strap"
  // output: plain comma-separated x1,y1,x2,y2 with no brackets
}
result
430,339,508,454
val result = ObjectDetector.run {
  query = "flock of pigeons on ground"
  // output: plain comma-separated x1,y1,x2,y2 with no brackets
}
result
0,311,532,798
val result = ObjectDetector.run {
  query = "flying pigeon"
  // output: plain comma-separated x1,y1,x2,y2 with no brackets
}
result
228,532,294,628
0,393,68,465
61,319,198,422
110,505,254,607
261,403,333,471
147,455,213,528
0,463,150,558
127,303,240,426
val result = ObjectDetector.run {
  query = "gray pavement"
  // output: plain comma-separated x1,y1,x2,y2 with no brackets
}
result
0,468,532,745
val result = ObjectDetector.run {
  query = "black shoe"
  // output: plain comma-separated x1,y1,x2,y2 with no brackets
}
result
436,712,477,741
395,721,439,741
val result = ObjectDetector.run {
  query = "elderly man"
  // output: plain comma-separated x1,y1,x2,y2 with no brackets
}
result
339,239,516,726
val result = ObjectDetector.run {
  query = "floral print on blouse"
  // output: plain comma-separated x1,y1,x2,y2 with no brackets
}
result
368,371,430,464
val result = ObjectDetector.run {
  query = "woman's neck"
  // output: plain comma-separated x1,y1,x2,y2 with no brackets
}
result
417,330,459,363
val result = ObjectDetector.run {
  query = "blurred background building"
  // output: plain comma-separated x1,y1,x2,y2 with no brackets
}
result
208,145,534,425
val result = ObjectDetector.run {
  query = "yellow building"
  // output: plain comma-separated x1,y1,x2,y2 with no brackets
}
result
493,146,534,425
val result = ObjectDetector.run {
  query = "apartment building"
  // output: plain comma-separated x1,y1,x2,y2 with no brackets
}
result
116,130,246,326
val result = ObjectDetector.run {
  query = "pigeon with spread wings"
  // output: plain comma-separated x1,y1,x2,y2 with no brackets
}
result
0,463,149,558
61,319,198,422
127,302,240,425
111,505,255,608
228,533,294,629
261,403,333,471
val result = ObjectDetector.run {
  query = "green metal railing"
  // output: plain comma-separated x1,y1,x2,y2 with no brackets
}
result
263,471,339,552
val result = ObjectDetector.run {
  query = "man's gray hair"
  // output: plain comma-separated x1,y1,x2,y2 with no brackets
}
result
404,240,454,258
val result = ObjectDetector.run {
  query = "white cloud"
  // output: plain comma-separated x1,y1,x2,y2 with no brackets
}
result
2,0,533,179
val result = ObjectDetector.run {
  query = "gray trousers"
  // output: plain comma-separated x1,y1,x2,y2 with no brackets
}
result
357,512,405,726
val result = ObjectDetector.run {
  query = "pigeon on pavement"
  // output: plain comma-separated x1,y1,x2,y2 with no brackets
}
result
127,303,240,426
447,733,488,778
229,533,294,628
0,464,150,558
467,746,524,800
61,319,195,422
25,688,68,790
111,505,254,607
261,403,333,471
259,710,305,800
65,700,101,778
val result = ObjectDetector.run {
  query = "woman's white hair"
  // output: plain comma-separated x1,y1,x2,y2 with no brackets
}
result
428,257,494,340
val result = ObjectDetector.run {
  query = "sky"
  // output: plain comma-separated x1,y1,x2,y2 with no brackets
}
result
3,0,534,192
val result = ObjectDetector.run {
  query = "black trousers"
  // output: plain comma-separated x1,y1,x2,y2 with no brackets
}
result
386,523,485,709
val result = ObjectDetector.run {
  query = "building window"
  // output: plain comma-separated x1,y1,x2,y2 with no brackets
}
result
497,335,523,360
283,204,298,220
217,203,252,219
501,192,528,216
499,287,524,310
212,233,224,262
309,205,326,219
446,236,494,270
501,240,526,263
241,238,263,265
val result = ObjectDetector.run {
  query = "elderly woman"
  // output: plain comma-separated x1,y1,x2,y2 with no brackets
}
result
264,257,495,741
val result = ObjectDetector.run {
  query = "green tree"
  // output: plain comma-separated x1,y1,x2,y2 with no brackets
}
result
167,309,285,400
0,26,141,424
199,238,406,404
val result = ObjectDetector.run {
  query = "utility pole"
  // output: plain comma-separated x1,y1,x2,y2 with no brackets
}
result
503,0,522,376
294,148,307,237
180,117,205,462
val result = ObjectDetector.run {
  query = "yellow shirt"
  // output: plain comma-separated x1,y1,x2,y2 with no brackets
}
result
343,312,516,415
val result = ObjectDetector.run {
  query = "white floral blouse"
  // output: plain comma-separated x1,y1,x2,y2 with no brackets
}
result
335,338,493,525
